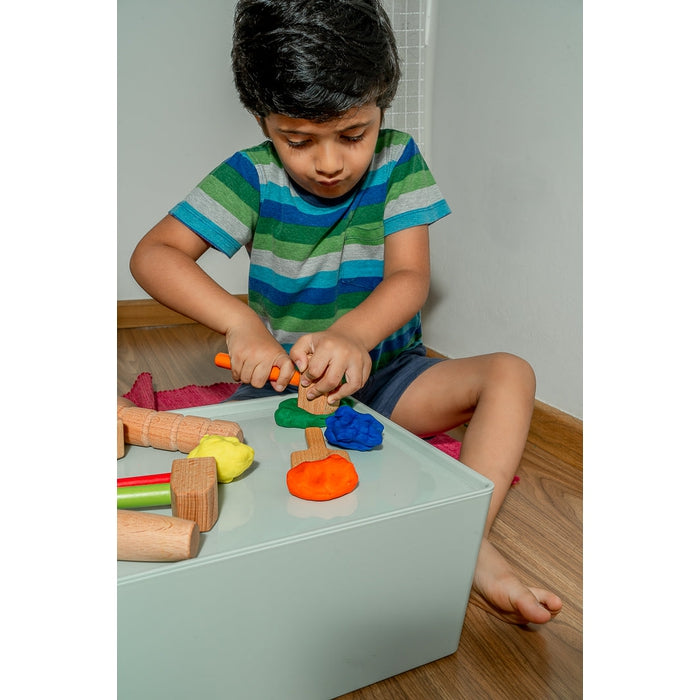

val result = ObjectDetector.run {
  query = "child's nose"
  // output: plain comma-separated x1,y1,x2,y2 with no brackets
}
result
314,144,342,176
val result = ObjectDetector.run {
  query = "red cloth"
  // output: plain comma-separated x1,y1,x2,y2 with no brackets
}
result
123,372,465,459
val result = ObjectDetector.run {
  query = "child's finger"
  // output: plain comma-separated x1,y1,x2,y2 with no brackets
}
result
214,354,300,385
301,354,338,392
269,364,301,388
289,336,315,375
327,360,371,404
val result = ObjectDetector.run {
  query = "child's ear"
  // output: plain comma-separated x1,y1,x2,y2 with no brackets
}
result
256,115,270,138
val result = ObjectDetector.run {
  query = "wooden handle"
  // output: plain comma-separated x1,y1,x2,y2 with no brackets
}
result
117,509,199,562
290,427,350,467
304,427,327,454
117,483,172,509
117,472,171,488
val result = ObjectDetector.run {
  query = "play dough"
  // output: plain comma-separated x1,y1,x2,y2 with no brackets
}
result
274,397,349,428
188,435,255,483
325,405,383,451
287,454,359,501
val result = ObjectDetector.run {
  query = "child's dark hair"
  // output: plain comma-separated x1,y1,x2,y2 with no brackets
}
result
232,0,401,122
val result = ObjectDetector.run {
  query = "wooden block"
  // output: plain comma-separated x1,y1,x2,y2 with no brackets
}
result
117,418,125,459
296,383,337,415
170,457,218,532
117,509,199,562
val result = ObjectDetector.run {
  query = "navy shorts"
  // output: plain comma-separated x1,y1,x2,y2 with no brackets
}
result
226,344,443,419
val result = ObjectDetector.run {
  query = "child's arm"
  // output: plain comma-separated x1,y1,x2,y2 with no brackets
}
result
130,215,298,389
289,224,431,403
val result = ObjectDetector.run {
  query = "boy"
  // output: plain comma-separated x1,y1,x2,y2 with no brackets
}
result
130,0,562,625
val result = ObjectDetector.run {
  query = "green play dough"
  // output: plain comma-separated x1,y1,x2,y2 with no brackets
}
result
274,398,329,428
273,397,351,428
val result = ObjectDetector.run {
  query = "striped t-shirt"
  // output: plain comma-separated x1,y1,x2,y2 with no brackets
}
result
170,129,450,372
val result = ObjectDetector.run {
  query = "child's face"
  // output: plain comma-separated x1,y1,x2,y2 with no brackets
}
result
260,104,381,199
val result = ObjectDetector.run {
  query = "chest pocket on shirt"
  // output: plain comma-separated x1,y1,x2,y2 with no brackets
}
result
338,221,385,293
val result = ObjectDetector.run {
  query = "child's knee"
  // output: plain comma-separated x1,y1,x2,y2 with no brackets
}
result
489,352,536,396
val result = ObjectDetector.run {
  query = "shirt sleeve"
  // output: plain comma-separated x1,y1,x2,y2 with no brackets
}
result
169,151,260,258
383,135,451,236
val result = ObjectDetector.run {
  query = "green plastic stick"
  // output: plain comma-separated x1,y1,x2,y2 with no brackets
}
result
117,483,172,509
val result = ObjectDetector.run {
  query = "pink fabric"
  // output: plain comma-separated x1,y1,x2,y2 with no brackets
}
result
123,372,239,412
122,373,474,464
425,431,462,459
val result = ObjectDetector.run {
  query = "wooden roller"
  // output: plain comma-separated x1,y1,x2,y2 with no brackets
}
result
117,397,244,452
117,418,125,459
117,509,199,562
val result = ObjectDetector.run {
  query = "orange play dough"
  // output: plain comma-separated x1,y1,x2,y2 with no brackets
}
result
287,454,359,501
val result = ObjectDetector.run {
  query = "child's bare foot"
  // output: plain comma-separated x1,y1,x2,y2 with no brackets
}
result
470,539,563,625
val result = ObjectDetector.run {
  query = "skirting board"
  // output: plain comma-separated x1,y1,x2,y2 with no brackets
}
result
118,297,249,329
118,298,582,469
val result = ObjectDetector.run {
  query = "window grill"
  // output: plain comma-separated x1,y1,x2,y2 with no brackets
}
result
381,0,433,157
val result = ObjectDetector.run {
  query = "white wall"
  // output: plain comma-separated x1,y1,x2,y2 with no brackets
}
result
117,0,582,418
425,0,582,417
118,0,255,300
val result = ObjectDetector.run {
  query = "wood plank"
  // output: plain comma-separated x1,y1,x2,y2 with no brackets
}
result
117,324,229,395
529,400,582,470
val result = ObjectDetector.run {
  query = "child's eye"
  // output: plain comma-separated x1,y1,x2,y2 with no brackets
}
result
287,139,310,149
342,133,365,143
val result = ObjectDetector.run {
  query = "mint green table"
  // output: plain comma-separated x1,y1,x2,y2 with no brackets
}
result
117,396,493,699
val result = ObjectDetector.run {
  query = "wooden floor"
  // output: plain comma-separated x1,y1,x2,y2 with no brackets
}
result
117,323,583,700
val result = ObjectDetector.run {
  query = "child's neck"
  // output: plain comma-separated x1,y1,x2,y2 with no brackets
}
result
290,172,367,207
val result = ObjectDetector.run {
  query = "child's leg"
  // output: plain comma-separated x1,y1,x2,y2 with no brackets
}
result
389,352,563,625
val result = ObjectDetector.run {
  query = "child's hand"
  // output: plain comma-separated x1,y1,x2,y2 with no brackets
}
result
225,325,297,392
289,330,372,404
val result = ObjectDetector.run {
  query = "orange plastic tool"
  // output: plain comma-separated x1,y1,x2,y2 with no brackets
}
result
214,353,300,386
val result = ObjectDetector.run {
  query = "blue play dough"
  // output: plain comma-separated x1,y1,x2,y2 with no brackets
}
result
324,405,384,451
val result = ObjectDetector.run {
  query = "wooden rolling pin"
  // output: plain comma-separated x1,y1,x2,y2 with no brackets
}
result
117,397,244,452
117,509,199,562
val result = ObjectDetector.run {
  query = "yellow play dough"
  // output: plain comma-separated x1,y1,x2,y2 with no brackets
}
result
188,435,255,483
